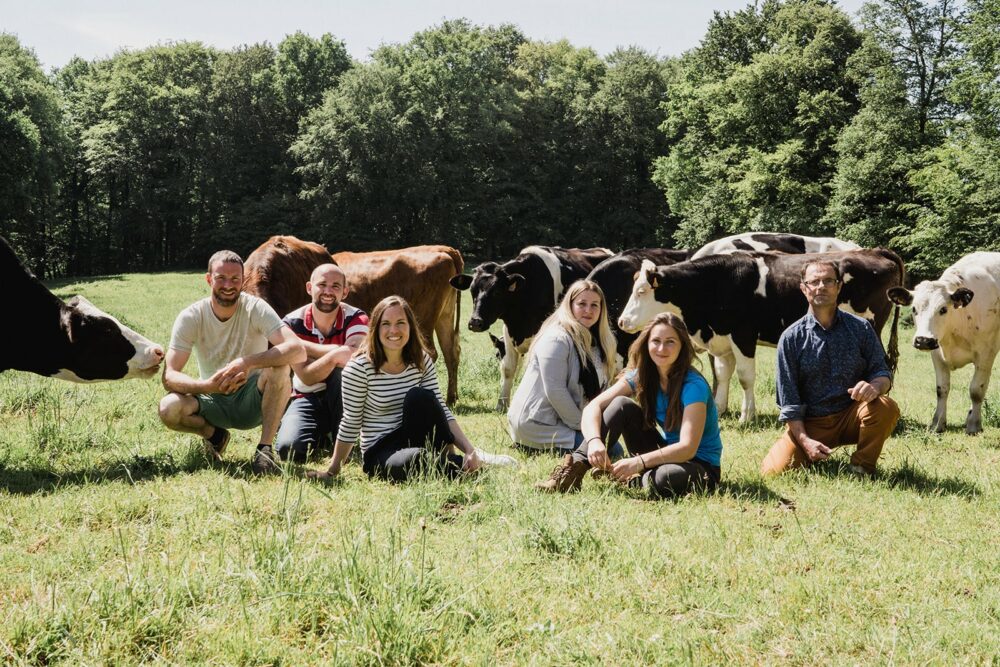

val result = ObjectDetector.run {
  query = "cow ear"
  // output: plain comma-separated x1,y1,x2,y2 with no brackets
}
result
508,273,525,292
951,287,974,308
886,286,913,306
62,307,85,344
450,274,473,291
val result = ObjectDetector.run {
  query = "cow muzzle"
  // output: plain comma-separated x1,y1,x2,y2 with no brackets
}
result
913,336,940,351
618,316,638,334
468,317,487,332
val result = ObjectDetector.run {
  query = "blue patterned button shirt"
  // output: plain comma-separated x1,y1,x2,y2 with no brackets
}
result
776,310,891,422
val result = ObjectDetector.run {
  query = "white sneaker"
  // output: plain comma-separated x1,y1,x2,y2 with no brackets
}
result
474,448,519,468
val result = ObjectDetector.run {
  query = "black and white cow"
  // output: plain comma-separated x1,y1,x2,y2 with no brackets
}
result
888,251,1000,434
586,248,691,362
0,236,164,382
450,245,613,409
691,232,859,259
618,249,903,421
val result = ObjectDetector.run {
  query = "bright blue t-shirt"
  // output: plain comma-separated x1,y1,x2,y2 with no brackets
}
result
625,368,722,467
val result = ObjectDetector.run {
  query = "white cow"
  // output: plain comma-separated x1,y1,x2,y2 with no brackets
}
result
691,232,859,260
888,252,1000,434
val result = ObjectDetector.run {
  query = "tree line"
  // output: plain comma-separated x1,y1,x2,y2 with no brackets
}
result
2,0,997,281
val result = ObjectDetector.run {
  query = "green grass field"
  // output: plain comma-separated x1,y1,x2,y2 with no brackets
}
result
1,272,998,665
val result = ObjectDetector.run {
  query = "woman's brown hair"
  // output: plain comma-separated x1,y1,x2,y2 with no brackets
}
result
625,312,700,431
361,296,431,372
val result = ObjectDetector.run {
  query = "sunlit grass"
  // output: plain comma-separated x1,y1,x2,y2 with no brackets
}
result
0,275,998,664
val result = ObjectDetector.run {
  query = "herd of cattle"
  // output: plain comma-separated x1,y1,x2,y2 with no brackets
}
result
3,231,999,435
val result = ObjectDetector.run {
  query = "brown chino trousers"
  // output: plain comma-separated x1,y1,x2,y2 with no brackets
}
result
761,396,900,475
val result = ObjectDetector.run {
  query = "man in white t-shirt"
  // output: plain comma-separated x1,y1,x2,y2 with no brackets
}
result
158,250,306,474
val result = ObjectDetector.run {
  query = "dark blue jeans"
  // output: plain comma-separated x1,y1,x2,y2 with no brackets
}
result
361,387,464,482
275,368,342,463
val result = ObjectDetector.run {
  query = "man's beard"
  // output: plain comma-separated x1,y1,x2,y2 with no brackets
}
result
213,289,239,308
313,298,339,313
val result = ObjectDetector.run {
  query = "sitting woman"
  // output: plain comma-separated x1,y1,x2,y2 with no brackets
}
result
309,295,481,482
507,279,619,453
535,312,722,497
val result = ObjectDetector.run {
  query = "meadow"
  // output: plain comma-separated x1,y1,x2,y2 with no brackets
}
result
1,271,998,665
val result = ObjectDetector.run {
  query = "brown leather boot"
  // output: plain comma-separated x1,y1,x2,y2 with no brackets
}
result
534,454,590,493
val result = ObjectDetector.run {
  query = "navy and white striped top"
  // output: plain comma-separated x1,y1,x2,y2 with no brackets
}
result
335,351,454,451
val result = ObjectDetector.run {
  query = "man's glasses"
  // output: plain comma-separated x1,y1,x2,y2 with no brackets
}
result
802,278,840,289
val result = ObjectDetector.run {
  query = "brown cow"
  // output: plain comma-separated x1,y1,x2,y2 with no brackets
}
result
243,236,464,405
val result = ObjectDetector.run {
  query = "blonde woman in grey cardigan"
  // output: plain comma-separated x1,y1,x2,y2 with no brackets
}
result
507,280,619,452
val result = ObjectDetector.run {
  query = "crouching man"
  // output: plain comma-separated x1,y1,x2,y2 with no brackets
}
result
158,250,305,474
274,263,369,463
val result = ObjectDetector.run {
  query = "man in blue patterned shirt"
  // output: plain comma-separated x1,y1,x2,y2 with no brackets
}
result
762,260,900,476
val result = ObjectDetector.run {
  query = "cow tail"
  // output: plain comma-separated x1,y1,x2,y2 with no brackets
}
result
450,248,464,345
884,246,905,375
887,303,900,375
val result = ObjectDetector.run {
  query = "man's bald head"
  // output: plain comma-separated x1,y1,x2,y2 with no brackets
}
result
311,263,345,283
307,263,348,313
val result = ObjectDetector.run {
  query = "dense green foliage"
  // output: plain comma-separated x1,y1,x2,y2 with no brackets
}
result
1,0,999,278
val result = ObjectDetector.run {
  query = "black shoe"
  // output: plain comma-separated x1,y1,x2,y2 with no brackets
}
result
203,427,230,462
252,444,280,475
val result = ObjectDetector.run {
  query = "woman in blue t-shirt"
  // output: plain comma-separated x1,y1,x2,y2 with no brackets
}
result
534,312,722,496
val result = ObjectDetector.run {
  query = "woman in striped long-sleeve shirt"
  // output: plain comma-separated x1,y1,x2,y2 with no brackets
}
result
308,295,481,481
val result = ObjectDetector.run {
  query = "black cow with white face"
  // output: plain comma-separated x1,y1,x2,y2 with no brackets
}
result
450,245,613,409
691,232,859,259
586,248,691,362
618,249,903,421
0,236,164,382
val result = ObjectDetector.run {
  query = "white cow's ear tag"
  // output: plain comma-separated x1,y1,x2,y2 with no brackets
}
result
651,277,659,289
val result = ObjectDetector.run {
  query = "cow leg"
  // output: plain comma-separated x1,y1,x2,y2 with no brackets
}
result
497,325,521,411
711,352,735,417
731,346,757,422
966,356,996,435
434,292,461,406
930,350,950,433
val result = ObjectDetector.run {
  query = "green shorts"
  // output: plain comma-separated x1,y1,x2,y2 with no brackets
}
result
196,372,263,430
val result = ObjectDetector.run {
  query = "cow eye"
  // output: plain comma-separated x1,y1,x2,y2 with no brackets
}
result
939,306,948,315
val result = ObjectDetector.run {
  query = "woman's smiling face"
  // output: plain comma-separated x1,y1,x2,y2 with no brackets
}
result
379,305,410,353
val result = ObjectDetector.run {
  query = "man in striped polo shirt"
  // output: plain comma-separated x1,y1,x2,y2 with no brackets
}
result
274,263,370,463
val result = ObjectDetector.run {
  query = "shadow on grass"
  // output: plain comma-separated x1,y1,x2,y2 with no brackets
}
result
0,450,273,495
717,412,783,433
882,460,981,498
808,460,981,498
716,478,794,506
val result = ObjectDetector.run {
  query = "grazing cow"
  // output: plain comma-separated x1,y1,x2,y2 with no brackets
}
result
618,249,904,421
691,232,860,259
0,236,164,381
243,236,465,405
586,248,691,362
888,252,1000,434
450,246,614,409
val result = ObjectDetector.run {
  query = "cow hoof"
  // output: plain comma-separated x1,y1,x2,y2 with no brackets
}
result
966,423,982,435
931,422,946,433
495,399,509,412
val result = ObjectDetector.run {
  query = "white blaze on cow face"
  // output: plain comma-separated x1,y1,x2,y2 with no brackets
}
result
618,260,670,333
53,296,165,382
907,282,966,350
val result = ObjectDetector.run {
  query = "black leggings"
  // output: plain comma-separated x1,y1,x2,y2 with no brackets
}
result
572,396,720,497
361,387,464,482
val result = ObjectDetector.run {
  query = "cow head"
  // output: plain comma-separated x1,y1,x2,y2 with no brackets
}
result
453,262,523,332
618,260,677,333
888,283,974,351
52,296,164,382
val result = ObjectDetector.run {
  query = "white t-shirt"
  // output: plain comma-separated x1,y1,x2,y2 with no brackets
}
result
169,293,284,379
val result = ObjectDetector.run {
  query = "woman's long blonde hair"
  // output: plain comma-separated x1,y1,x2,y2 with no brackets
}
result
533,279,618,382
